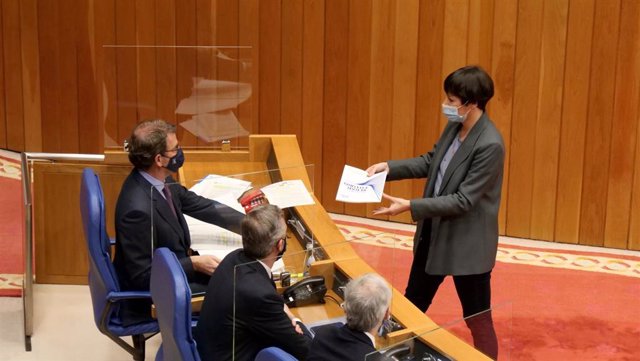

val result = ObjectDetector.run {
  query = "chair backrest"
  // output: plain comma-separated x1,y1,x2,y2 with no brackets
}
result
151,247,199,361
255,347,299,361
80,167,121,329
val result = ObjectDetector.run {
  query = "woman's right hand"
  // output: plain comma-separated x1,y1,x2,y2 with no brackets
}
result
366,162,389,176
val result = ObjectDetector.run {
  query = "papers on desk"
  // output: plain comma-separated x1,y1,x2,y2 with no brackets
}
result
261,180,315,209
190,174,251,214
336,165,387,203
191,175,315,212
186,174,315,256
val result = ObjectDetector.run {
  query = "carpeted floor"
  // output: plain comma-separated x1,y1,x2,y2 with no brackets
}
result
0,150,22,297
335,218,640,360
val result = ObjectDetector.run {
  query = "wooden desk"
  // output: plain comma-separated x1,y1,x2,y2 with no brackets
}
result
35,135,489,359
180,135,490,360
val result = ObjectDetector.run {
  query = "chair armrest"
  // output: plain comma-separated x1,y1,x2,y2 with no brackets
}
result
107,291,153,302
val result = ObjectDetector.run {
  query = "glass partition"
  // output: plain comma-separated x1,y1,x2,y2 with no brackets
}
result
149,165,405,359
101,45,254,151
150,164,317,261
232,242,362,360
366,302,513,361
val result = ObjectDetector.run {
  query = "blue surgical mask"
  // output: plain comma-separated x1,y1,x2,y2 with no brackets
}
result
163,148,185,172
442,103,467,123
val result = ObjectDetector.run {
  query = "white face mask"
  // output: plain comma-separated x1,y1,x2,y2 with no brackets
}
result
441,103,467,123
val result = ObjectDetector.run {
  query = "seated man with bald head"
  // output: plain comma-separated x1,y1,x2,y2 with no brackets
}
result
307,273,392,361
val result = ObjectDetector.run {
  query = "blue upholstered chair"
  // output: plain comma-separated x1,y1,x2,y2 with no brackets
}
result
80,167,159,361
255,347,299,361
150,247,200,361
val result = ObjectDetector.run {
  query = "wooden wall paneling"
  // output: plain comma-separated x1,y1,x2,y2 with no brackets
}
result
366,0,395,219
554,0,595,244
38,0,60,152
135,0,157,123
258,0,282,134
196,0,215,149
34,168,90,283
321,0,349,213
20,0,42,152
343,0,372,218
2,0,25,151
114,0,137,145
280,0,303,140
238,0,259,145
412,0,444,210
58,0,81,153
76,0,100,154
0,1,6,149
529,0,568,241
505,0,544,238
196,0,215,81
155,0,177,128
604,0,640,249
440,0,468,132
94,0,118,149
216,0,241,148
301,0,325,198
388,0,419,224
175,0,198,146
467,0,494,70
197,0,216,124
579,0,621,247
628,11,640,251
490,0,517,235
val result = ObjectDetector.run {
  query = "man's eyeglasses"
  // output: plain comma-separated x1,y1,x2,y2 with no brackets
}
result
162,144,181,156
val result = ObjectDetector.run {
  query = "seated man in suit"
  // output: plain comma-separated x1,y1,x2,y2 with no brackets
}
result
194,204,311,361
307,273,392,361
113,119,244,325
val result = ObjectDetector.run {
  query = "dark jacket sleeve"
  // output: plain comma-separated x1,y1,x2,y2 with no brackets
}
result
387,141,439,182
172,182,244,234
250,292,311,360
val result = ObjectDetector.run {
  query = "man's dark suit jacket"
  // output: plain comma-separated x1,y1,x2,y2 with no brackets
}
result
113,169,243,325
307,324,375,361
194,249,310,361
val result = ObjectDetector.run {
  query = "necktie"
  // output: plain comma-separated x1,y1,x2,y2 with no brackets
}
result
162,185,177,218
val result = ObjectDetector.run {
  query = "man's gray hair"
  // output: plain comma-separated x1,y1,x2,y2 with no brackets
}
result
241,204,285,259
343,273,392,332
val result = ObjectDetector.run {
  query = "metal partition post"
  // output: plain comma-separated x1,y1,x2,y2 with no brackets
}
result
20,153,105,351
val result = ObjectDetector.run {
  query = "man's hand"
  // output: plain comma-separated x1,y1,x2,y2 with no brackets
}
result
366,162,389,177
373,193,410,216
191,255,221,275
283,304,304,335
291,319,303,335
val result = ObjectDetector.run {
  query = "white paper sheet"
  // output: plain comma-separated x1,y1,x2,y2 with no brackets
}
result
336,165,387,203
261,180,316,209
189,174,251,214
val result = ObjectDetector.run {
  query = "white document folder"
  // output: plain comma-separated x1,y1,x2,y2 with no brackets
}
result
336,165,387,203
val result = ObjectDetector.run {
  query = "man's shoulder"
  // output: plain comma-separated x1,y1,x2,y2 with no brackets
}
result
216,250,267,282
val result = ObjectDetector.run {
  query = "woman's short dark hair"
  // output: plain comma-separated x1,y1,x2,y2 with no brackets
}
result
444,65,494,110
126,119,176,170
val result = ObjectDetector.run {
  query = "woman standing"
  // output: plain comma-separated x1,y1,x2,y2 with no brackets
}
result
367,65,504,359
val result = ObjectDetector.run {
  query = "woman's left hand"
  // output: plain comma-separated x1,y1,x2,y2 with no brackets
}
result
373,193,410,216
